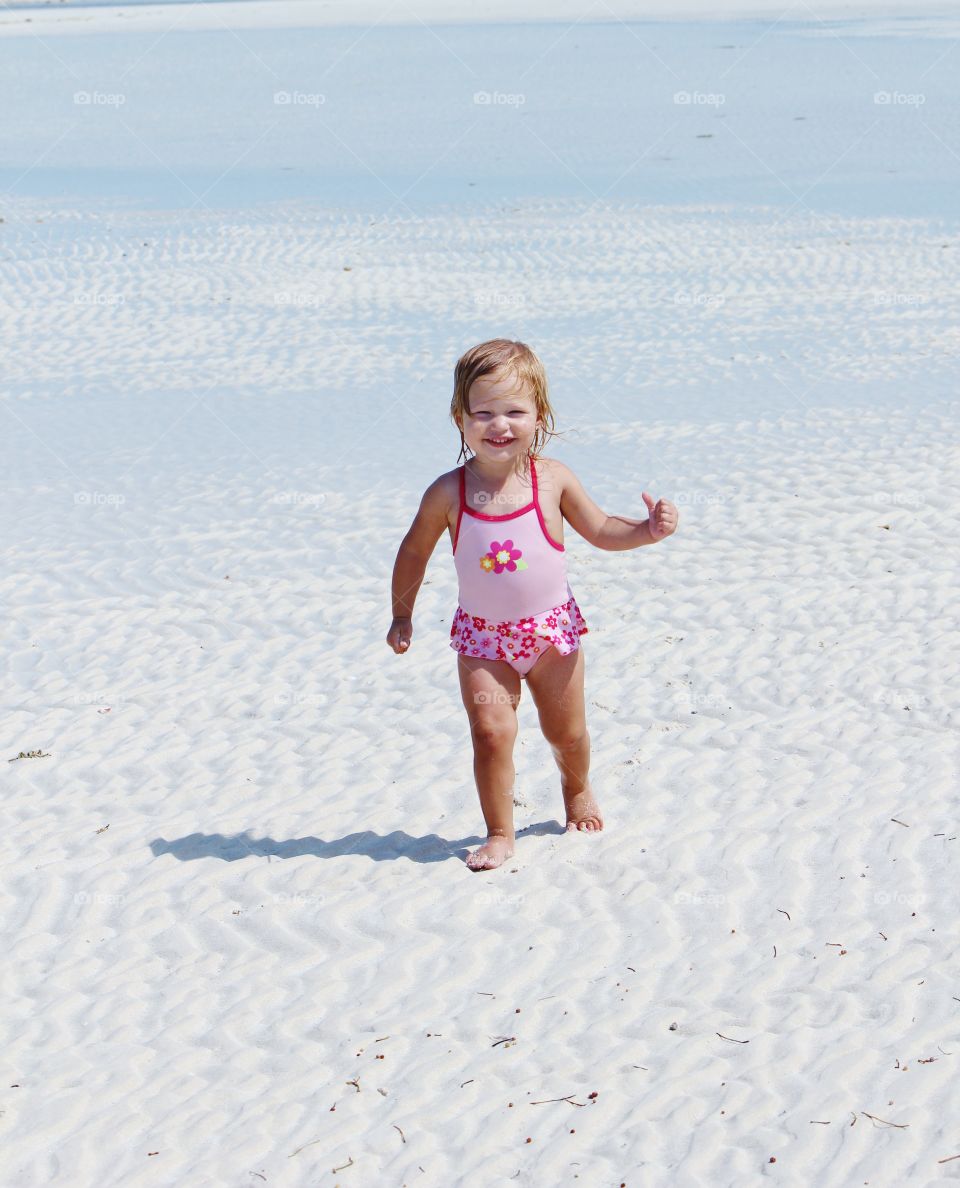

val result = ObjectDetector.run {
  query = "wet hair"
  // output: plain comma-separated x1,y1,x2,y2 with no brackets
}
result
450,338,558,464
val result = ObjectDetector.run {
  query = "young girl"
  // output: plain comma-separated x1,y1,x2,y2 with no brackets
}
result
386,339,678,871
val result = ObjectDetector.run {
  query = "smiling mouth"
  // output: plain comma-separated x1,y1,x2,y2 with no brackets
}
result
485,437,514,447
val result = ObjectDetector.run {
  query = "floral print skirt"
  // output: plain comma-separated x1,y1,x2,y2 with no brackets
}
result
449,594,588,676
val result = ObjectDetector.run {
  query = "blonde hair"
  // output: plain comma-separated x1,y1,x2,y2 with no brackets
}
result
450,338,558,464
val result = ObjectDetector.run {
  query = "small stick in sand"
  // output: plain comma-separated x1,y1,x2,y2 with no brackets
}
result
332,1157,355,1172
530,1094,585,1107
891,818,910,827
393,1124,406,1143
861,1112,909,1128
288,1137,324,1157
938,1154,960,1164
716,1033,749,1044
777,909,791,920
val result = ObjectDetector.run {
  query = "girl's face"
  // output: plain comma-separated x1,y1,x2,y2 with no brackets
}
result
460,370,540,463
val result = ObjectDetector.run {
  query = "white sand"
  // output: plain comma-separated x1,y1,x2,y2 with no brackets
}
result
2,3,959,1185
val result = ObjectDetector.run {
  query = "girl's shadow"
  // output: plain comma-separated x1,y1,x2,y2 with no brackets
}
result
150,822,563,865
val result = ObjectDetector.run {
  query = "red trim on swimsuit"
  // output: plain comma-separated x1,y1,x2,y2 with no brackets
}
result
452,467,465,552
530,457,564,552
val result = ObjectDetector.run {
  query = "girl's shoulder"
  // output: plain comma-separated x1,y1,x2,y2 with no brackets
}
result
421,466,463,521
534,454,575,475
533,455,575,497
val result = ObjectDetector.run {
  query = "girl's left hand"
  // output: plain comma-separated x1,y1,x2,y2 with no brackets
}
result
642,491,679,540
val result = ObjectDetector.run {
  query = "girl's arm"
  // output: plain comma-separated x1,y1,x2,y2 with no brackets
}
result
387,475,453,653
554,461,678,550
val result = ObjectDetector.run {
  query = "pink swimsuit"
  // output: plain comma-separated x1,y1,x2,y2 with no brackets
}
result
449,456,588,677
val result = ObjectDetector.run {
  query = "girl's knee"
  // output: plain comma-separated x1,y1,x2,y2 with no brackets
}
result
544,725,589,753
470,716,518,752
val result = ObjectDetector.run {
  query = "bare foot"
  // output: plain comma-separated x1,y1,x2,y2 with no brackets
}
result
466,835,515,871
563,786,604,833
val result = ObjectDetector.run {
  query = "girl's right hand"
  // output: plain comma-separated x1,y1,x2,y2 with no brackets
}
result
386,617,413,654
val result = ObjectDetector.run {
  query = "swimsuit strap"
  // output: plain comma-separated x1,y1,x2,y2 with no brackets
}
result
453,466,466,553
530,455,564,552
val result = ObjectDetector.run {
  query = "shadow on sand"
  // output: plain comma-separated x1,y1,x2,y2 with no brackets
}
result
150,821,565,865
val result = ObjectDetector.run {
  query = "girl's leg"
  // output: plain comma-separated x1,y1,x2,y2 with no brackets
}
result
457,653,522,870
524,646,603,832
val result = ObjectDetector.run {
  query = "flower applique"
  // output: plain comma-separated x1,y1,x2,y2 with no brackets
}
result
479,538,527,575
